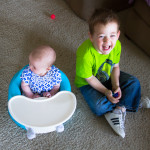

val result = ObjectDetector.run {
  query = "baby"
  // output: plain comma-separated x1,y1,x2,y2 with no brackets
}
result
20,46,64,139
21,45,62,99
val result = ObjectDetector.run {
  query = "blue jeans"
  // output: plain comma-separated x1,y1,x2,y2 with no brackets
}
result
79,71,141,116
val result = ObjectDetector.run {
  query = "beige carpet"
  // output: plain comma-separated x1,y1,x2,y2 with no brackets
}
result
0,0,150,150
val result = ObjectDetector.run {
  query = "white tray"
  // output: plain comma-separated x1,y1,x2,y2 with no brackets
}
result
8,91,76,133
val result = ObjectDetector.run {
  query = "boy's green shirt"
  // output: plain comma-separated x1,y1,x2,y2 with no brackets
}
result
75,39,121,88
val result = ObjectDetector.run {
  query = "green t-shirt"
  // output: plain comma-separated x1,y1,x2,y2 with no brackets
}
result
75,39,121,88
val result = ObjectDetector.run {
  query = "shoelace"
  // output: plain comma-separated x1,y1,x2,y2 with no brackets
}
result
119,111,126,129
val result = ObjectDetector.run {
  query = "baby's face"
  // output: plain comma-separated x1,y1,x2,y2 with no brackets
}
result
89,22,120,55
29,56,50,76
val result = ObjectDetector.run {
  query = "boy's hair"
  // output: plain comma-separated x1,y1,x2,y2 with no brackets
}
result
88,9,120,35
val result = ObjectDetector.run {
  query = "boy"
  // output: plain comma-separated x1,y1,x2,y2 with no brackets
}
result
75,9,141,138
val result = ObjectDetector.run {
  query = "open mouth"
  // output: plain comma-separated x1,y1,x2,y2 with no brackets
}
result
102,45,111,51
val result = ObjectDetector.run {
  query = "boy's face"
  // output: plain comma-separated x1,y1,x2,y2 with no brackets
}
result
89,22,120,55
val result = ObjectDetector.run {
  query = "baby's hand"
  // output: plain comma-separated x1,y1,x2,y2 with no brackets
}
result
43,92,51,98
32,93,40,99
105,90,119,104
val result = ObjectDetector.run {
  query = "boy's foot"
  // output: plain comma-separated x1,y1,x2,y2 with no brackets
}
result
56,124,64,133
104,108,126,138
26,128,36,140
140,96,150,108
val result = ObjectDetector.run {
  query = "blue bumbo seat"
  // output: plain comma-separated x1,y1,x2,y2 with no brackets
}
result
8,65,71,129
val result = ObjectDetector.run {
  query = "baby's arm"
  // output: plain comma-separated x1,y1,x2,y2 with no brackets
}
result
85,76,119,104
50,84,60,96
43,84,60,98
21,81,40,99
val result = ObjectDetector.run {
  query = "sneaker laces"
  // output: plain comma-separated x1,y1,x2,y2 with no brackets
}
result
119,111,126,129
113,108,126,129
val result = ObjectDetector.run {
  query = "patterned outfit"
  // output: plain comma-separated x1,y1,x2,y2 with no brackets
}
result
21,65,62,95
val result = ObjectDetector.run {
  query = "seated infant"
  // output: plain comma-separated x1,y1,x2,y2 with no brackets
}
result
21,45,62,99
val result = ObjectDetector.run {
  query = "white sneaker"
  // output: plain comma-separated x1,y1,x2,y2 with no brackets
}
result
105,110,126,138
56,124,64,133
140,96,150,108
26,128,36,140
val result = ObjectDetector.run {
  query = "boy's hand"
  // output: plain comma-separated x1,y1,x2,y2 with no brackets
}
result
112,86,122,100
104,89,119,104
43,92,52,98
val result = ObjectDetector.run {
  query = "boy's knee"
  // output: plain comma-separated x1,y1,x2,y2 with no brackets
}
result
92,98,113,116
93,106,104,116
130,76,140,87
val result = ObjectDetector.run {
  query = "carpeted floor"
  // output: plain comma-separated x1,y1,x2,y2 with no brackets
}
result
0,0,150,150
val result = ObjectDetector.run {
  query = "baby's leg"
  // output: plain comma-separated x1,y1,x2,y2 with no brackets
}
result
26,128,36,140
43,91,51,98
56,124,64,132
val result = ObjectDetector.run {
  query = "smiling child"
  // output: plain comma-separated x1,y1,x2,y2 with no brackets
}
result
75,9,141,138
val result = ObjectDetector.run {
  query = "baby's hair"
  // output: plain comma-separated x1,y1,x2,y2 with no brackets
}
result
88,9,120,35
30,46,56,66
